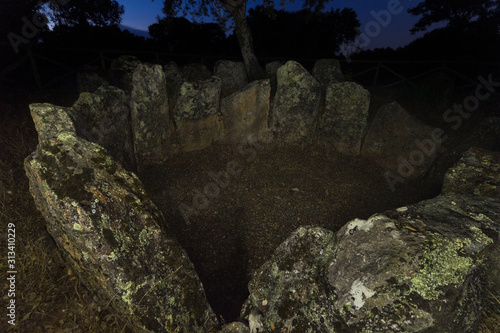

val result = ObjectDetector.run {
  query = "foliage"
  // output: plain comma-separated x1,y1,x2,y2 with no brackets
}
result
0,0,43,37
157,0,334,79
247,5,359,58
408,0,500,33
42,0,124,27
149,17,232,55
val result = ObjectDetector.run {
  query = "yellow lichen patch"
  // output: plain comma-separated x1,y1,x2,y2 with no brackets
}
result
410,233,473,300
469,226,494,245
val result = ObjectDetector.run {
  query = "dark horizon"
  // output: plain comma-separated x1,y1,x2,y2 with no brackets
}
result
117,0,439,50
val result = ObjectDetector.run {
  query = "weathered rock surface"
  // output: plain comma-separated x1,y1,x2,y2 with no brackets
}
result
320,82,370,156
24,132,218,332
182,63,212,82
242,191,500,332
312,59,345,86
108,55,141,92
77,66,108,93
164,61,185,111
172,77,223,152
429,117,500,181
72,86,135,171
442,147,500,198
265,61,283,97
221,80,270,144
214,60,249,98
130,63,170,171
362,101,442,179
219,321,250,333
271,61,321,143
29,103,78,142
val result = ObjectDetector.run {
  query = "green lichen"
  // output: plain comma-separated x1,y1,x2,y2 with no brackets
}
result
469,226,494,245
139,226,156,247
116,277,135,309
410,233,473,300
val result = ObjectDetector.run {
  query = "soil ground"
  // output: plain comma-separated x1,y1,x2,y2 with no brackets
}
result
141,142,441,321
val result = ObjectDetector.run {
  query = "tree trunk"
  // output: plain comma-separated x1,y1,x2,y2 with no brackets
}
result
224,0,264,81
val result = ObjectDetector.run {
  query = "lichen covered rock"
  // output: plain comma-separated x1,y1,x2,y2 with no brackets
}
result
265,61,283,97
361,101,442,179
24,132,217,332
172,77,223,152
164,61,185,111
29,103,78,142
221,80,270,144
219,321,250,333
214,60,249,98
77,66,108,93
430,117,500,181
241,193,500,332
130,63,170,171
312,59,345,86
271,61,321,143
320,82,370,156
72,86,136,171
181,63,212,82
108,55,142,92
442,147,500,198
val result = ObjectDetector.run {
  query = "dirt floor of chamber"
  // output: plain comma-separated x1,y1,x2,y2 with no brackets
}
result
140,143,441,322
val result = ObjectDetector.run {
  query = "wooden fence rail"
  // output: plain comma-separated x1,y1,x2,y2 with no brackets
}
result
1,46,499,93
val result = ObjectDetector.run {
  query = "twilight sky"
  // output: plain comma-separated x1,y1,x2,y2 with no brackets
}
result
117,0,436,50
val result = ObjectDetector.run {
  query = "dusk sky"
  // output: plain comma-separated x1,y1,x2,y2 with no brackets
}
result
117,0,436,50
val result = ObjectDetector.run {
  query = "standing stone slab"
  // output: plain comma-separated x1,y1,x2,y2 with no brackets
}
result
130,63,170,171
221,80,270,144
241,193,500,332
164,61,185,112
321,82,370,156
182,63,212,82
29,103,78,142
430,117,500,181
312,58,345,86
271,61,321,143
172,77,223,152
442,147,500,198
361,101,441,179
109,55,142,92
72,86,136,171
77,66,108,93
214,60,249,98
24,132,218,332
265,61,283,97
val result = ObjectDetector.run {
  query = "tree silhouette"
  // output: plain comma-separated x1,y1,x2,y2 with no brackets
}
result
159,0,332,80
247,5,359,59
149,17,229,56
43,0,124,27
408,0,500,33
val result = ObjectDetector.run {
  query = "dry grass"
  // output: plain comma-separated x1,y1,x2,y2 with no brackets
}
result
479,290,500,333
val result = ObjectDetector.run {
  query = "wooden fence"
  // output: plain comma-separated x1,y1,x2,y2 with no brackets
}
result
1,46,499,94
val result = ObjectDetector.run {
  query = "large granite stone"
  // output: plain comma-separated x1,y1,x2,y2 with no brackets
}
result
221,80,270,144
271,61,321,143
320,82,370,156
24,132,218,332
